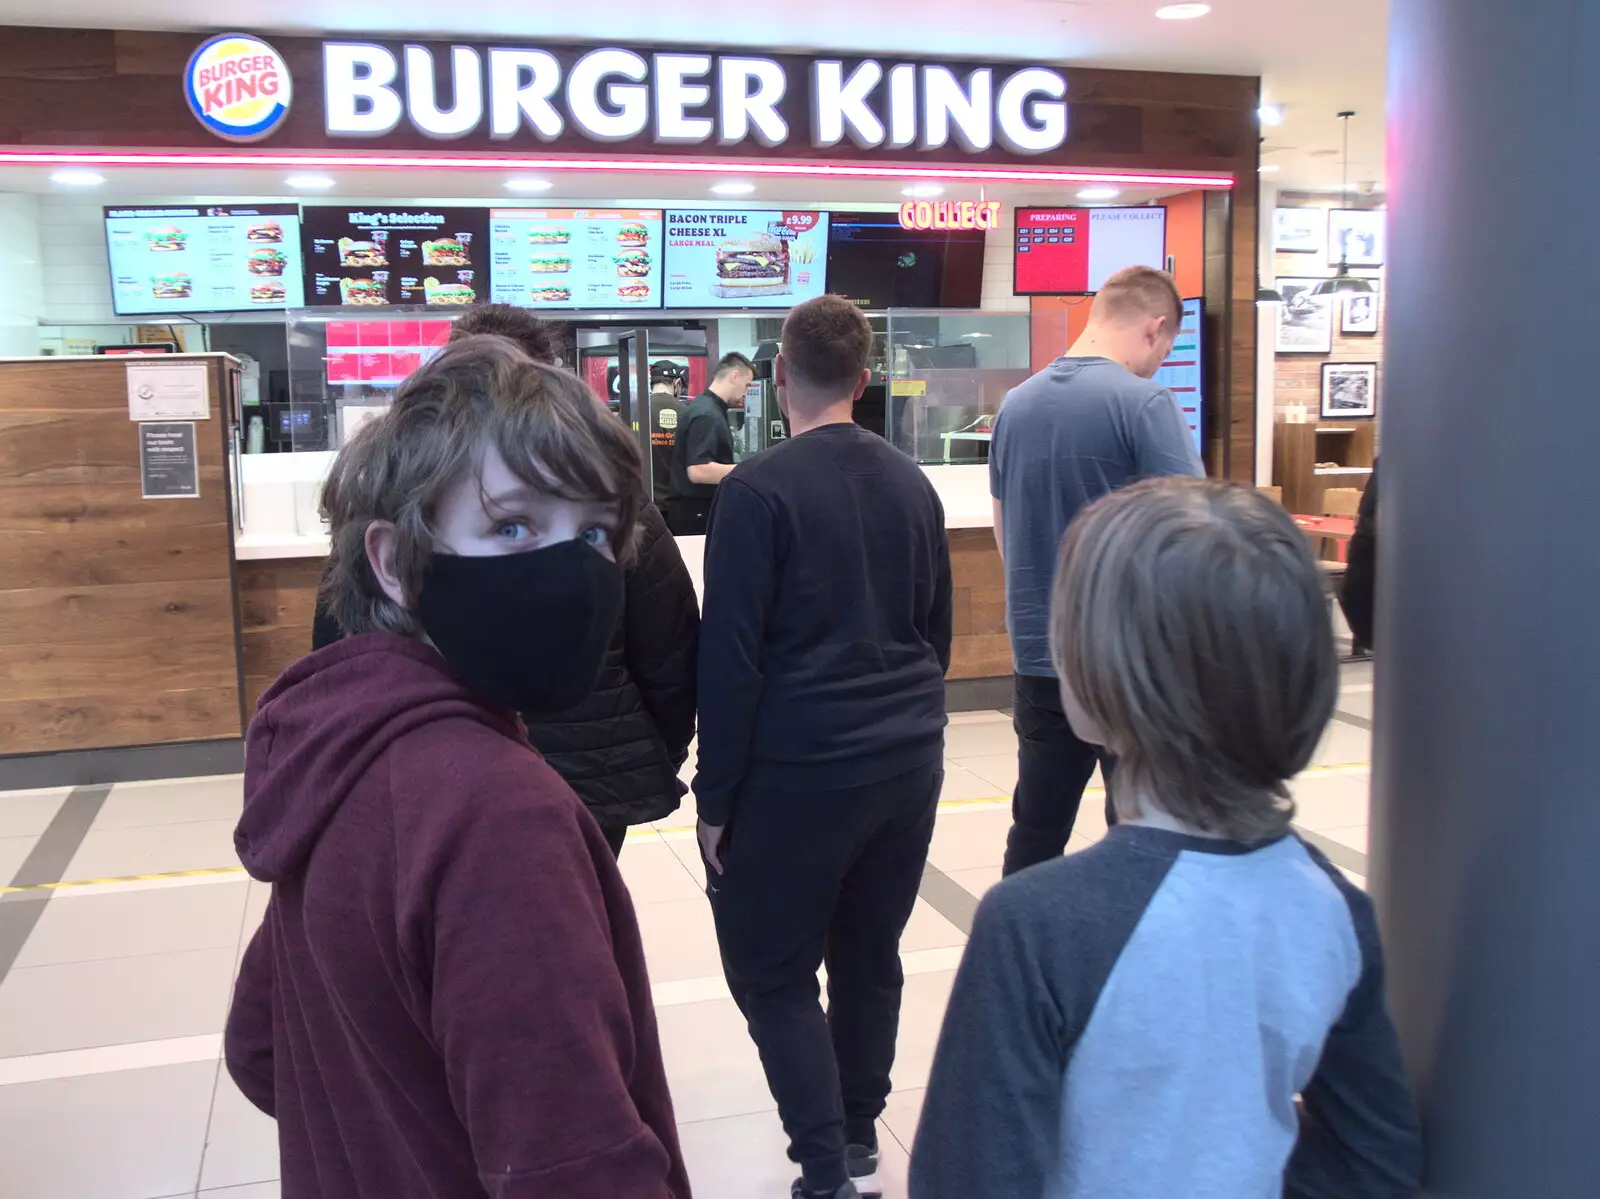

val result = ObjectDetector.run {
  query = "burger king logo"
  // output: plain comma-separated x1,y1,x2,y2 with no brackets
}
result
185,34,292,143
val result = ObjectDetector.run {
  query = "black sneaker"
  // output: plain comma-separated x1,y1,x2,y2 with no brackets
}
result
790,1180,860,1199
847,1144,882,1198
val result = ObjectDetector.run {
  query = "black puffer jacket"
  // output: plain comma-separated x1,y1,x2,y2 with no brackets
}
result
311,503,699,827
521,503,698,826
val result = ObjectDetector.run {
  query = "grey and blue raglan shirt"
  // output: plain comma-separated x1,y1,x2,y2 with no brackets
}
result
909,825,1422,1199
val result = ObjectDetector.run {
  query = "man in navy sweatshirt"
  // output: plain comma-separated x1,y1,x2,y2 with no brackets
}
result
695,295,953,1199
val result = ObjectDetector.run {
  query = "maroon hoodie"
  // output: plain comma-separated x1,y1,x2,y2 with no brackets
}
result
226,634,691,1199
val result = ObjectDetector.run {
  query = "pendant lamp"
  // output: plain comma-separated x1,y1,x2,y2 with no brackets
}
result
1313,111,1376,298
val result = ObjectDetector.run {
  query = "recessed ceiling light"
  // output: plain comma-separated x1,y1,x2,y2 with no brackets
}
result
902,183,944,198
285,174,335,190
1259,104,1285,126
1259,164,1282,174
961,332,994,339
50,169,105,186
710,181,756,196
504,177,553,192
1156,3,1211,18
1078,186,1121,201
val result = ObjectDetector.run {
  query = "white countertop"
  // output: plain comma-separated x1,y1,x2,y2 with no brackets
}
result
233,455,994,561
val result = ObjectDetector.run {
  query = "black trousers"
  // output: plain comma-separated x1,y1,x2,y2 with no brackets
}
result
708,762,941,1193
596,819,628,859
663,496,713,537
1002,673,1117,877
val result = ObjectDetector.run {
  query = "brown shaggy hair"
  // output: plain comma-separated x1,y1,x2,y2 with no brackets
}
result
319,334,642,638
1050,477,1337,843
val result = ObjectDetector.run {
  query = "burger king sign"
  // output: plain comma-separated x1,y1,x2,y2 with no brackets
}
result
185,34,292,142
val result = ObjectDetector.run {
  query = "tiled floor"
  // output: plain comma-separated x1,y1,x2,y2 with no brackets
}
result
0,662,1375,1198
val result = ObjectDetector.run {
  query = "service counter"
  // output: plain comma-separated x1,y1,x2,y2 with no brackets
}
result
231,452,1011,712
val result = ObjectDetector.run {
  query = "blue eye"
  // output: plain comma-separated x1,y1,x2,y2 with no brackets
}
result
582,526,611,549
495,521,529,541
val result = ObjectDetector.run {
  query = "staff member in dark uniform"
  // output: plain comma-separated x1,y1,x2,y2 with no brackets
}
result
666,351,754,536
647,360,686,508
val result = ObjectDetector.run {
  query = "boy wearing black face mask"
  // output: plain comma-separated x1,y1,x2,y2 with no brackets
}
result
225,336,691,1199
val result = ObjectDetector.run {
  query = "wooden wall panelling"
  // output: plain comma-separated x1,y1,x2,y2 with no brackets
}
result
0,357,244,756
238,559,323,713
947,530,1011,680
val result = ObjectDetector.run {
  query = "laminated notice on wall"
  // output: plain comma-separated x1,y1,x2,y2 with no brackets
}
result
140,422,200,499
127,361,210,421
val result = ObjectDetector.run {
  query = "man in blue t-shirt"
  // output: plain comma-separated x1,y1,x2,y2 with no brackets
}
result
989,266,1203,875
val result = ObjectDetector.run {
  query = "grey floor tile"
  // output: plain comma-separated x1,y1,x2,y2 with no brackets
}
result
880,1087,927,1153
200,1185,280,1199
97,776,245,830
951,752,1018,794
200,1072,281,1191
13,881,249,969
1313,719,1371,767
657,996,774,1124
941,719,1017,760
927,807,1013,872
0,833,39,883
0,946,235,1057
0,1059,214,1199
1289,772,1372,833
64,819,240,883
0,788,71,839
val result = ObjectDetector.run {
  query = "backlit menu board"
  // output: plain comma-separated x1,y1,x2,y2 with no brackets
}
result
1013,206,1167,295
489,209,662,309
663,210,829,309
1153,297,1204,456
302,207,488,307
324,318,454,386
105,205,303,315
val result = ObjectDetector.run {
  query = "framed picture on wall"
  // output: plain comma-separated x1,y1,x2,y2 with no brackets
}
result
1342,289,1381,334
1321,361,1378,419
1275,277,1335,354
1274,207,1326,256
1328,208,1385,267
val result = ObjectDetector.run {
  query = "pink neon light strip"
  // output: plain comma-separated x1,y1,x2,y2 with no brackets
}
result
0,149,1233,188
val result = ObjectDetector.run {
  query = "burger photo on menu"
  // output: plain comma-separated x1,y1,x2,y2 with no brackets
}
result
529,286,572,303
248,248,287,276
338,238,388,268
618,223,650,247
424,277,476,306
713,234,791,298
145,225,187,252
530,228,571,245
246,222,283,243
616,282,652,303
339,277,387,306
531,255,572,274
250,279,287,304
151,273,192,299
616,249,652,278
422,237,472,266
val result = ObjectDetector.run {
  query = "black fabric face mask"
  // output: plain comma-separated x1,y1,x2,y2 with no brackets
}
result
416,539,624,716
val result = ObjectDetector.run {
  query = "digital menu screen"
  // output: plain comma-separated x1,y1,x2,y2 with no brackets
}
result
826,212,985,310
1153,297,1204,456
662,210,829,309
1013,206,1167,295
301,207,488,307
489,209,662,309
105,205,304,315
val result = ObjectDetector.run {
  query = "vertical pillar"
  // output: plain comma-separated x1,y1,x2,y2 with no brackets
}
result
1377,2,1600,1194
0,194,43,356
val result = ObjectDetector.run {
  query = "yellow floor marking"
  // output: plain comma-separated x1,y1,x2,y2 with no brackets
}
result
0,762,1370,893
0,865,247,896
